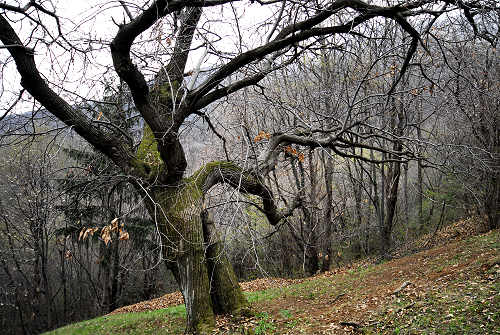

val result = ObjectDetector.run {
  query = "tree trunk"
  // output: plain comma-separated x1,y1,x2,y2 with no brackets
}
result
347,158,363,257
321,150,334,273
202,211,251,315
141,163,252,332
382,161,401,255
379,152,386,252
153,186,214,333
403,163,409,240
381,102,405,257
416,108,424,234
169,250,214,334
485,169,499,230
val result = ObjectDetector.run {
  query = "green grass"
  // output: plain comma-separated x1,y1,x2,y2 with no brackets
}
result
365,280,500,335
245,287,282,303
254,312,276,335
43,305,186,335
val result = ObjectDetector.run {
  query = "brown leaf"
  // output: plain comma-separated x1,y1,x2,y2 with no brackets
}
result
78,228,85,241
119,229,129,241
101,226,112,246
83,228,91,241
110,218,120,232
64,250,72,259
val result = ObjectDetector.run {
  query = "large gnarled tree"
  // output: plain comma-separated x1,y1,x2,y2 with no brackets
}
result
1,0,497,332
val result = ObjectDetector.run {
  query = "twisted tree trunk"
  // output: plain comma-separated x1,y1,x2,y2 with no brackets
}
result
138,162,261,332
144,181,215,332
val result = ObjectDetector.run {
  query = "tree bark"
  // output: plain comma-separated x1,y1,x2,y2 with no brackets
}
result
146,183,215,333
321,150,334,273
202,211,251,315
416,108,424,234
381,102,405,256
138,161,278,332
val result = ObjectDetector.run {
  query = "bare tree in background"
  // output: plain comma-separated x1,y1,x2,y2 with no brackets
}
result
1,0,498,332
439,36,499,230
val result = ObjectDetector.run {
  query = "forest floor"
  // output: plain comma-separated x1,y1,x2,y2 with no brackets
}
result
45,218,499,334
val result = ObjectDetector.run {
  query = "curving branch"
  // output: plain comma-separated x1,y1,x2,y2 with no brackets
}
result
0,14,134,171
187,0,434,111
257,132,415,176
196,163,299,226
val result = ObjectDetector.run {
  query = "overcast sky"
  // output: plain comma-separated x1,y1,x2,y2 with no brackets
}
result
1,0,276,114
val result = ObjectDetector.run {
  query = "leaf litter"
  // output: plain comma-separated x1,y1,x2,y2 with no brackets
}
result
108,218,499,334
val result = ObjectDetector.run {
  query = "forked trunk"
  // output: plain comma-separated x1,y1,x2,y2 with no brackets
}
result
143,167,250,333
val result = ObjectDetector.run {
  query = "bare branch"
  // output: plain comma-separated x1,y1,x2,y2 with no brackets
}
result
0,14,133,172
199,163,299,225
0,89,24,122
118,0,134,21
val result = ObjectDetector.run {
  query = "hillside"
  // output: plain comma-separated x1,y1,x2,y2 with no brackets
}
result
44,221,499,334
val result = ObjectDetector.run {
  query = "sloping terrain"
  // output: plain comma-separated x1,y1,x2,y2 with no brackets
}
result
45,220,499,335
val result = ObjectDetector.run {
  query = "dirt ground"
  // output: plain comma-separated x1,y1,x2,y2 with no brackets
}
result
109,218,499,334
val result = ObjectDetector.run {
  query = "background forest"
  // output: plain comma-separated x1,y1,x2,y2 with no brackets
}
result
0,1,498,334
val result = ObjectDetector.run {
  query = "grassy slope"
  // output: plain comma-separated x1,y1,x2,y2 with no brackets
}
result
44,229,499,335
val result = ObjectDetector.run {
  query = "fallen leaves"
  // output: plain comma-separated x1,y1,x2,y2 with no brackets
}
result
391,216,487,258
109,277,304,315
107,218,497,335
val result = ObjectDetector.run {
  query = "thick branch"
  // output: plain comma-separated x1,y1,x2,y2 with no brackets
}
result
160,7,202,83
195,163,297,225
188,0,428,109
110,0,237,122
0,14,133,171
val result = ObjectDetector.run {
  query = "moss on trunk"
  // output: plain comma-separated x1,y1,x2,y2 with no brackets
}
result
135,157,252,332
151,181,213,333
202,211,252,316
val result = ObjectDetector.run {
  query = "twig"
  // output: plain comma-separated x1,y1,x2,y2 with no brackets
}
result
340,321,361,329
330,292,346,304
392,281,412,295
